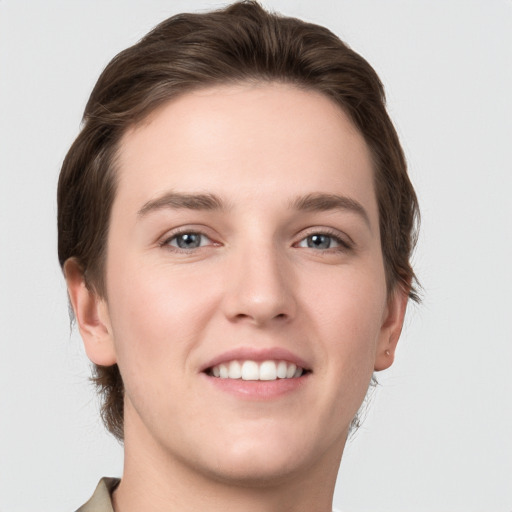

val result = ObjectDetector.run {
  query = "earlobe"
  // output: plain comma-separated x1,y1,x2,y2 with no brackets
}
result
374,285,409,371
64,258,117,366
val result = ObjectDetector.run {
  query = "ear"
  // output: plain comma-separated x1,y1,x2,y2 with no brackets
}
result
374,284,409,371
64,258,117,366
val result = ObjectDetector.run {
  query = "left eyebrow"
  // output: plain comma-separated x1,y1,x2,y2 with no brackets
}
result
137,192,226,218
290,193,371,229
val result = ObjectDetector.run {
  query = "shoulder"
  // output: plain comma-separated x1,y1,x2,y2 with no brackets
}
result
75,477,119,512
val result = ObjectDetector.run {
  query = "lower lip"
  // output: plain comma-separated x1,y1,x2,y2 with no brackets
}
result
202,373,310,400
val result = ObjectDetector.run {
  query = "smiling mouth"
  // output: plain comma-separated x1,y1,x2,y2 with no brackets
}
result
206,360,309,381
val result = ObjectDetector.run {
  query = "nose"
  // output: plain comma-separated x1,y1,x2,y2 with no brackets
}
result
221,241,297,327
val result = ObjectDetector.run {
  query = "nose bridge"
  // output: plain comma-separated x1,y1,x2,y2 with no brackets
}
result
222,234,296,325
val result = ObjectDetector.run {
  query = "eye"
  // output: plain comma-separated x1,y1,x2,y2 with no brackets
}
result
296,232,349,250
165,232,212,250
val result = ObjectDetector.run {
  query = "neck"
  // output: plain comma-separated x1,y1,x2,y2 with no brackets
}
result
113,407,345,512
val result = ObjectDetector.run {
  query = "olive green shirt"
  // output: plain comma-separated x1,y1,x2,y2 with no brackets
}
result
76,478,119,512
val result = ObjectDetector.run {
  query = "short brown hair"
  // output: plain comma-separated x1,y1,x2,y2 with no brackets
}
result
58,0,420,440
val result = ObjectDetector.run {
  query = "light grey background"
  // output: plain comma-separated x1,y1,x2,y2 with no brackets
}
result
1,1,511,511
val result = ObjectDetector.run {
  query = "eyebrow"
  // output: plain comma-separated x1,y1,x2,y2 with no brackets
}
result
137,191,371,228
291,193,371,228
137,192,226,217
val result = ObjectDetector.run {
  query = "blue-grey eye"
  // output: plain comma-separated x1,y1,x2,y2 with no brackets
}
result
170,233,205,249
298,234,341,249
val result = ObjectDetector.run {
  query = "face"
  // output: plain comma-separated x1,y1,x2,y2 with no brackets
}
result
72,83,406,486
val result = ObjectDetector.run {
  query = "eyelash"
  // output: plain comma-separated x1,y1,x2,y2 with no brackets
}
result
294,229,352,252
159,228,353,253
160,229,215,251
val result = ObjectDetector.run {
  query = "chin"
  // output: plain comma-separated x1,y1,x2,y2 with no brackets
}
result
190,427,342,488
201,450,311,488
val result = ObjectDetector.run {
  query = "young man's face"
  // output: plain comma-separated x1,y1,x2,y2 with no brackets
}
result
77,83,406,485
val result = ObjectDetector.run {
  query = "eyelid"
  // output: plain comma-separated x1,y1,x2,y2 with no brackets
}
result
295,227,354,250
156,225,353,251
158,225,219,250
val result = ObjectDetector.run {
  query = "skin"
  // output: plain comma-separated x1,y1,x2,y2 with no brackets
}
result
66,83,408,512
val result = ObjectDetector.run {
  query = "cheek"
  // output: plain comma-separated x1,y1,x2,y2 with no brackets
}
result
308,262,387,375
105,259,220,371
310,257,387,334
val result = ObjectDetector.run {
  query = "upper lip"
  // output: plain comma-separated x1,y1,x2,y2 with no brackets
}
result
200,347,311,373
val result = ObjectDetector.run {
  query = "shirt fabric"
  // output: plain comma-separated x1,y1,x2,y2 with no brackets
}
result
75,477,342,512
75,478,118,512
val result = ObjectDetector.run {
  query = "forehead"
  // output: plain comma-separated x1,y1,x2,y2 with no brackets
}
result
114,83,377,221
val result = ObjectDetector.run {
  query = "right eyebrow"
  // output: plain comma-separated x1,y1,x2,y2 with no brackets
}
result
291,192,371,230
137,192,226,218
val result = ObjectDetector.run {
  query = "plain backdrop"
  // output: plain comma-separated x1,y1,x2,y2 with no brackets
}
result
1,1,511,511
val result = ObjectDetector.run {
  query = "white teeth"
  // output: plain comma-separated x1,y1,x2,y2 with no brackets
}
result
259,361,277,381
209,360,305,381
241,360,259,380
219,364,229,379
276,361,288,379
286,363,297,378
228,360,242,379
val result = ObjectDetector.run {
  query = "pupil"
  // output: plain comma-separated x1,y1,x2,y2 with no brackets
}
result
177,233,201,249
308,234,330,249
